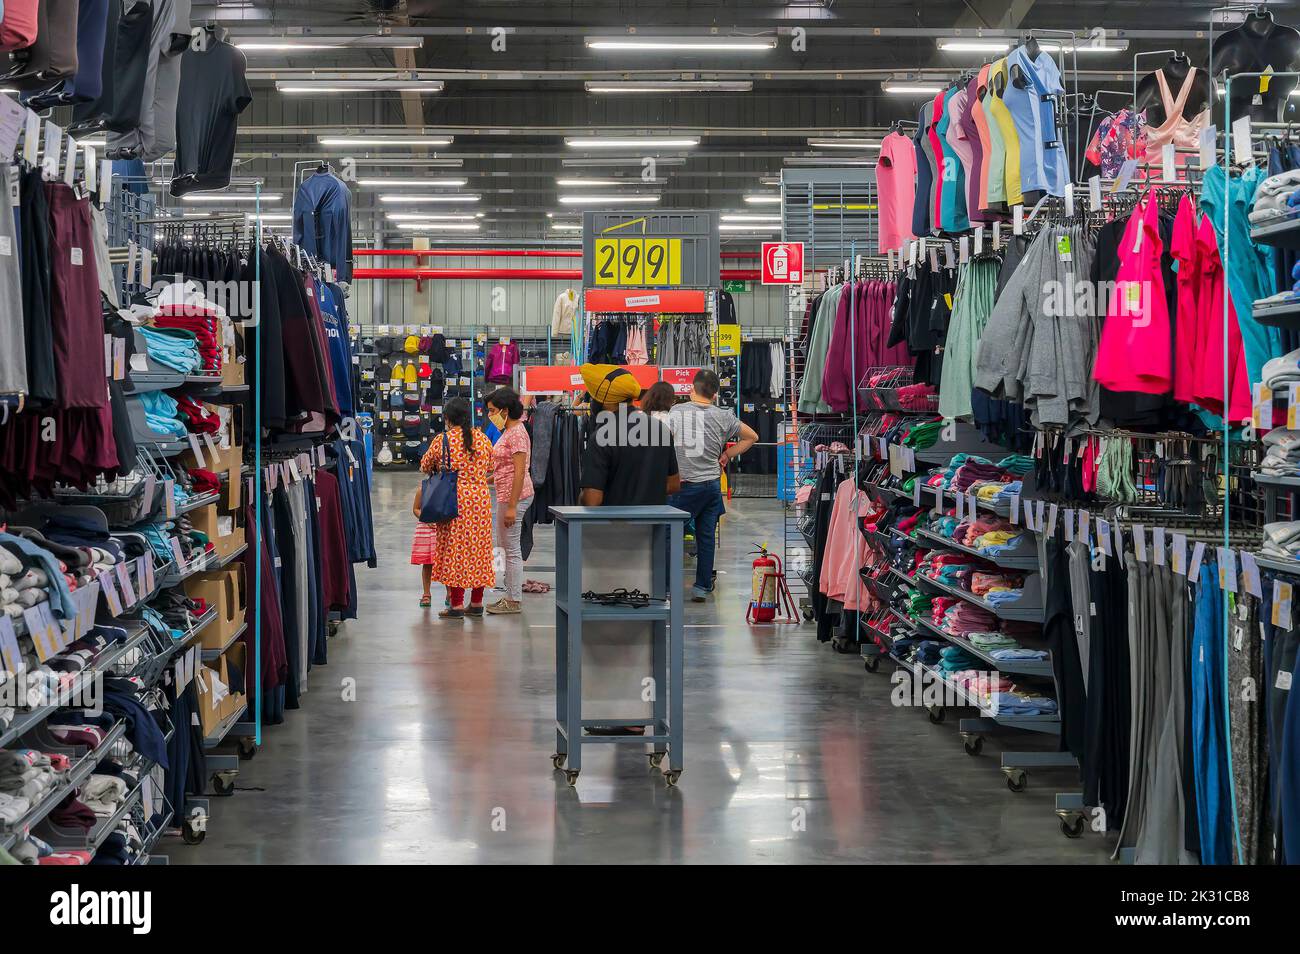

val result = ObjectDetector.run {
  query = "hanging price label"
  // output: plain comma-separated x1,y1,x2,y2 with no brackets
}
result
1088,175,1102,212
1172,533,1188,575
1272,579,1293,630
1240,552,1263,598
1218,547,1239,593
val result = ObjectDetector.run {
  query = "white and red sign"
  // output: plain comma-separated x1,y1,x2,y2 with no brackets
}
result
761,242,804,285
660,367,702,395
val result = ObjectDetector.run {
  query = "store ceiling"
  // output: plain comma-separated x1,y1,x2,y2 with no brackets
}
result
190,0,1278,242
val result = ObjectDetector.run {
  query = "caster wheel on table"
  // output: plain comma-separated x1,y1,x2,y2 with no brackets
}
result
962,735,984,756
1060,816,1085,839
648,753,665,768
802,609,814,622
864,656,880,673
211,775,235,797
663,770,682,787
563,770,580,787
238,738,258,761
181,822,206,845
1005,769,1028,793
927,706,945,724
551,753,567,770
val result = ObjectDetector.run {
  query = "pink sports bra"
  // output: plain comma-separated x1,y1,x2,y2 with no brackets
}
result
1144,68,1210,168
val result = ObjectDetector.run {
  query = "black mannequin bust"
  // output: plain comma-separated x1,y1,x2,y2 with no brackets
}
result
1010,34,1040,89
1135,54,1213,126
1212,8,1300,121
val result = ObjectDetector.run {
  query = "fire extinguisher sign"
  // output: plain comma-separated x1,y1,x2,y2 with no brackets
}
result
761,242,804,285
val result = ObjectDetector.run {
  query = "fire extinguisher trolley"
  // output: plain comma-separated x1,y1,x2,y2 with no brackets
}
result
549,505,690,788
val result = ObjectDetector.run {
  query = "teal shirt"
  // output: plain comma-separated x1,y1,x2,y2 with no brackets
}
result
1200,165,1282,386
936,87,970,233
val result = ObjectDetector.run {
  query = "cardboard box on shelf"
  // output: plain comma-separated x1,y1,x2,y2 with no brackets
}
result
190,504,246,564
195,648,248,738
183,564,246,651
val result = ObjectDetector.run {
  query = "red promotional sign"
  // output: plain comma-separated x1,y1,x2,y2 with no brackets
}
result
583,288,708,314
660,367,701,395
761,242,804,285
522,364,660,395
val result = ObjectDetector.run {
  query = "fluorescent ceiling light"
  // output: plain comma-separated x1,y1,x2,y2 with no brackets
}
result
557,194,661,205
385,212,482,221
348,157,464,167
378,194,481,203
550,223,584,231
555,176,664,186
784,156,874,166
76,138,107,148
1039,40,1129,53
808,139,881,150
182,193,282,202
243,212,292,221
562,157,687,168
394,222,481,231
584,36,776,52
744,194,781,204
565,136,699,149
276,80,442,94
318,136,453,147
882,82,945,95
356,178,468,188
719,223,780,232
937,39,1012,53
584,80,753,93
721,214,781,223
235,36,423,51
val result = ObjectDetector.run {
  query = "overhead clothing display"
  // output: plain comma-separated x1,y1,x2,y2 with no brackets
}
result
875,132,917,254
293,168,354,282
169,34,251,196
1002,45,1067,199
105,0,190,159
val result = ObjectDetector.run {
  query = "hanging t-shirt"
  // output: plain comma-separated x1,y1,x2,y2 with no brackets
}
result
911,102,935,237
985,58,1023,207
170,38,252,197
1003,46,1068,198
485,341,519,383
875,130,917,253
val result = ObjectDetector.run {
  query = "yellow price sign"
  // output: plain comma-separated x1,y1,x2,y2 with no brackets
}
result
618,239,644,284
594,239,619,285
714,323,740,357
593,236,684,286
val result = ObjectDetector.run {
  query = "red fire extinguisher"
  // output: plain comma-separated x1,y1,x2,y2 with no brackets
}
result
747,543,798,624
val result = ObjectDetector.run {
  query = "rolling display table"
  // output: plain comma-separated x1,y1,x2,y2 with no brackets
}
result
549,505,689,787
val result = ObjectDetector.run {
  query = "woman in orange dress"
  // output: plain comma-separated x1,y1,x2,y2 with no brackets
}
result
419,397,495,620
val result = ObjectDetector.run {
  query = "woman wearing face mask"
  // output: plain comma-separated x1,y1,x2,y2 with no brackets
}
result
485,387,534,614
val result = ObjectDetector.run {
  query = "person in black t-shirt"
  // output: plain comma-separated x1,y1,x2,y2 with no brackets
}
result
578,365,680,506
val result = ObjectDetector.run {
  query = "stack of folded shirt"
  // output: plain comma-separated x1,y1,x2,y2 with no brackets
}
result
1263,349,1300,392
138,391,189,438
154,303,223,373
941,602,998,634
987,690,1058,715
995,454,1033,476
80,775,128,817
939,645,979,671
951,461,1012,493
970,571,1025,596
1263,521,1300,559
1249,169,1300,224
902,419,944,449
137,326,202,374
0,748,64,806
968,632,1018,652
896,383,938,411
1261,429,1300,477
914,641,945,666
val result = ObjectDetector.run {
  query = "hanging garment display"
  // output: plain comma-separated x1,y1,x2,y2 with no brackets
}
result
292,166,354,281
169,33,251,196
876,129,917,253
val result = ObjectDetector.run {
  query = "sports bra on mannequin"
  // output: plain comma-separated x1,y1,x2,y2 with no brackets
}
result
1143,66,1211,170
1134,55,1211,126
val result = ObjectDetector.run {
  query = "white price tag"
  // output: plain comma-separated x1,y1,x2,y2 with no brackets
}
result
1162,142,1177,181
41,120,61,181
1273,580,1293,630
1233,115,1254,166
1088,175,1102,212
1240,552,1263,598
1200,125,1217,170
1133,524,1148,562
1153,527,1166,566
1013,203,1025,235
1218,547,1238,593
1172,533,1188,575
1009,493,1020,525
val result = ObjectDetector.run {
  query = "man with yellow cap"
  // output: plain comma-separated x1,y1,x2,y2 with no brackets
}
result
578,364,680,507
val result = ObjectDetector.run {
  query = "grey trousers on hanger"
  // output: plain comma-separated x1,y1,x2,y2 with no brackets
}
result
287,480,311,695
106,0,189,159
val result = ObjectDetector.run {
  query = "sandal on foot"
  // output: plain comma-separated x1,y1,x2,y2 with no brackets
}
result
464,604,484,618
438,607,465,620
419,595,431,607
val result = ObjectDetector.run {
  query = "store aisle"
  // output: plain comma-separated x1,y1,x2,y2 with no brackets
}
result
176,473,1111,864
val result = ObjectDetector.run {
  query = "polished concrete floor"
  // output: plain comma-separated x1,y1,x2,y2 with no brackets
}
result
172,472,1113,864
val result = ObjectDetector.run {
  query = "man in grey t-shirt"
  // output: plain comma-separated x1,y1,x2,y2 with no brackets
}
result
668,369,758,601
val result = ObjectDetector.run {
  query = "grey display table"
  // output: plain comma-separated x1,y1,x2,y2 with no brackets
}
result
549,505,689,787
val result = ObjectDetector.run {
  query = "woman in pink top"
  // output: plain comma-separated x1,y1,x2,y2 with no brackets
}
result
485,387,534,613
1093,193,1173,394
